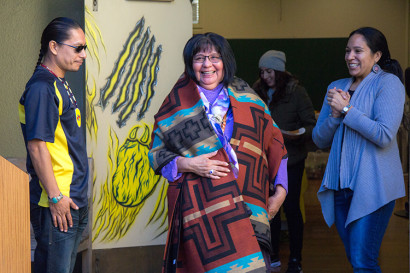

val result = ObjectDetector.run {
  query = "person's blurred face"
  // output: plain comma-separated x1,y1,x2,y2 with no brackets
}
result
260,67,276,88
345,33,381,82
193,46,224,90
55,28,87,74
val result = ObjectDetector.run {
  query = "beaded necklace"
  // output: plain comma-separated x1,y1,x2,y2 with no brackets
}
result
40,64,82,127
40,64,78,109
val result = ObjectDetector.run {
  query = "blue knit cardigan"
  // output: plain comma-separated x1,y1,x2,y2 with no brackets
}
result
313,68,405,227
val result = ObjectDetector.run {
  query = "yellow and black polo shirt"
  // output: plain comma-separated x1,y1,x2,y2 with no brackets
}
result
19,65,88,208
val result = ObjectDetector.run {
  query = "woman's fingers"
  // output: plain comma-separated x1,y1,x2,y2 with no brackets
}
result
208,167,230,179
205,159,230,179
202,150,218,159
327,88,350,113
336,89,350,101
189,152,231,178
176,151,233,179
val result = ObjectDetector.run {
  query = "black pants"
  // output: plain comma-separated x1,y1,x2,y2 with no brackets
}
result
270,159,305,262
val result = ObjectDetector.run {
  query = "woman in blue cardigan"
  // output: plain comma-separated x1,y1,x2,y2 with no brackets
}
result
313,27,405,272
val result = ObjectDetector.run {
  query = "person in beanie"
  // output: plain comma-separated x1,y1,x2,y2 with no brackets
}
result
253,50,316,273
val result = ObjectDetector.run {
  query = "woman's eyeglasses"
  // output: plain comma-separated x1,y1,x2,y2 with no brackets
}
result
193,55,222,63
56,41,87,53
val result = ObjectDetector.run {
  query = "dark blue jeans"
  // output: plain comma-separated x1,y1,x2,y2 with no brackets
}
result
334,189,395,273
30,203,88,273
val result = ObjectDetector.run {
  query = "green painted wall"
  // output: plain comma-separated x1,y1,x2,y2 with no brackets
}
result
228,38,349,110
0,0,84,158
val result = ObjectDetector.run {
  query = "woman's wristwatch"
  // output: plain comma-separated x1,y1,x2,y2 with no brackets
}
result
341,104,352,115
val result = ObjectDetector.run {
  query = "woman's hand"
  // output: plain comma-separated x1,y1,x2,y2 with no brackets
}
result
267,185,287,220
327,87,350,117
177,151,231,179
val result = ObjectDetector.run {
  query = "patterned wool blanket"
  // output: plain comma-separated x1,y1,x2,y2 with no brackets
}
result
149,74,287,273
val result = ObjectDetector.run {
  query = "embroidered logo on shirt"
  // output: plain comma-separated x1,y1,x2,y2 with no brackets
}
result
76,108,81,128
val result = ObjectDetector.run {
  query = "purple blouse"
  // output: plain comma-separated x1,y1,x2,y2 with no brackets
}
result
161,84,288,193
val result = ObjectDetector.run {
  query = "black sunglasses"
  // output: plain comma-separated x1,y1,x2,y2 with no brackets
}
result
56,41,87,53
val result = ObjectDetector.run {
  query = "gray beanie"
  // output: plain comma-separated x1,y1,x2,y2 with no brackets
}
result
258,50,286,72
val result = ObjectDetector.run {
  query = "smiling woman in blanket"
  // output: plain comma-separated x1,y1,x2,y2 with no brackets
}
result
149,32,288,273
313,27,405,272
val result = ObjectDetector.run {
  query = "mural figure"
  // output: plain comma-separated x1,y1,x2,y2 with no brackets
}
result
98,17,162,127
85,7,167,243
93,124,168,241
85,6,104,140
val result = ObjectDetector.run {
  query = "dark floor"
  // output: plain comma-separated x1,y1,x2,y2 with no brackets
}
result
30,178,409,273
270,178,409,273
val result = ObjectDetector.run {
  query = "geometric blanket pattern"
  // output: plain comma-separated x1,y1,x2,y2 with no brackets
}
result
149,74,287,273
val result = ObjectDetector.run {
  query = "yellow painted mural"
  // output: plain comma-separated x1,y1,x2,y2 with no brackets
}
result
93,124,168,241
85,6,168,244
83,0,191,249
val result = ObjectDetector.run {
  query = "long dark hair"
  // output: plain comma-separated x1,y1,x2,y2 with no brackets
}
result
349,27,403,82
36,17,82,69
253,70,296,106
183,32,236,87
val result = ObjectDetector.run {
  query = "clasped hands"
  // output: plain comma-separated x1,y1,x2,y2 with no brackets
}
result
327,87,351,118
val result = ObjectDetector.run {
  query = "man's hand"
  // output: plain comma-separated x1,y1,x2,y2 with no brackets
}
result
49,196,79,232
28,139,79,232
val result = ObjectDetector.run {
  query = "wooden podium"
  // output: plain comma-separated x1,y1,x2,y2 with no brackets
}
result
0,156,31,273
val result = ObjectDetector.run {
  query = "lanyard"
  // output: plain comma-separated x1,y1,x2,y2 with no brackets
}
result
40,64,78,109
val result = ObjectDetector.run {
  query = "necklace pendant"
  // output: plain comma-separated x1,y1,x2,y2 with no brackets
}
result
213,115,222,124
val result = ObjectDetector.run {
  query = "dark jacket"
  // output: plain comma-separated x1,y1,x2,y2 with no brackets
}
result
254,79,316,165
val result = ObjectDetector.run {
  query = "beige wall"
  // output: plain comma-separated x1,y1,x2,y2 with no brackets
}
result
196,0,409,69
85,0,192,249
0,0,83,158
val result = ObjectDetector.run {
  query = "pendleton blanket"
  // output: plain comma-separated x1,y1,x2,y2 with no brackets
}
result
149,74,287,273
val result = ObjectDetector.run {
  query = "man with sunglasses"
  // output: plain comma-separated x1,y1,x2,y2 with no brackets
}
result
19,17,88,273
